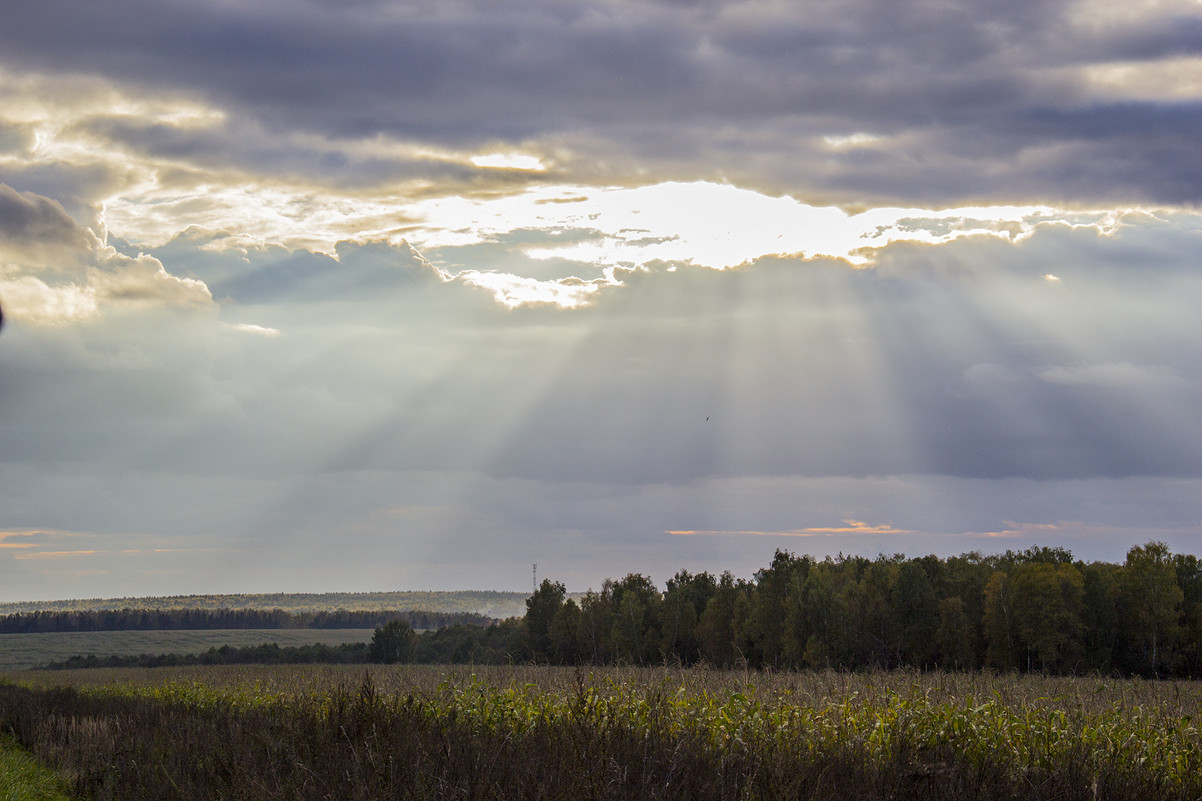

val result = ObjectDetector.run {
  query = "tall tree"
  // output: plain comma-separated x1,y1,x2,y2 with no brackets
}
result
609,573,660,664
549,598,583,665
698,571,740,666
892,560,938,667
1113,542,1184,676
579,586,614,664
856,557,898,668
524,579,566,662
936,597,974,670
1078,561,1119,672
660,570,716,664
983,571,1017,670
746,550,811,667
1010,562,1084,672
1174,553,1202,677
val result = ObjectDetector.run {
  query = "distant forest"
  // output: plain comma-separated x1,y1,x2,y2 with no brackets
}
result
0,590,529,619
0,608,492,634
41,541,1202,678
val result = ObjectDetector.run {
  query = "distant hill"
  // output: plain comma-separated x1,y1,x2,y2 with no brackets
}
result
0,591,536,620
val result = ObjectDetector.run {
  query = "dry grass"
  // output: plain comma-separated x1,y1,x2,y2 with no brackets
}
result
2,666,1200,800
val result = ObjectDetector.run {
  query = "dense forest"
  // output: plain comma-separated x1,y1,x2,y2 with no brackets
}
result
0,608,491,634
510,541,1201,678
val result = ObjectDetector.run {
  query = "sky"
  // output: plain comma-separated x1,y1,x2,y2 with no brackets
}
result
2,0,1202,600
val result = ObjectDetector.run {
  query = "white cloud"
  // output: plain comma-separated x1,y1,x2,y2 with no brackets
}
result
456,270,606,309
470,153,545,171
822,132,885,149
0,275,98,324
0,185,213,324
227,322,280,337
1075,57,1202,102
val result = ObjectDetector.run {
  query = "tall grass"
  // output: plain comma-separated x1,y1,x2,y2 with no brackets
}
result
0,733,72,801
2,666,1200,800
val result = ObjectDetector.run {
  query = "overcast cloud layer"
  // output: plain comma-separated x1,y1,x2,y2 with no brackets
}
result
2,0,1201,599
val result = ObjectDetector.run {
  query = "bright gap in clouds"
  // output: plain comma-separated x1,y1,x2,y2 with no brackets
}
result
100,179,1091,311
469,153,545,171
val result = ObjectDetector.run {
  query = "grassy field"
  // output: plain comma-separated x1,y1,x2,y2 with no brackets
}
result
0,590,534,618
0,733,71,801
0,629,373,671
2,665,1200,800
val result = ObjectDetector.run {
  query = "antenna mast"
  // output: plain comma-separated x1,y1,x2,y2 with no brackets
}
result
532,563,537,593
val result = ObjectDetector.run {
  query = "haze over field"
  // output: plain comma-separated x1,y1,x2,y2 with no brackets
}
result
2,0,1201,600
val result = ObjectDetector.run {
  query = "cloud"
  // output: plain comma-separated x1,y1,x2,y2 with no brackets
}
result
668,520,912,537
2,0,1202,598
1,1,1201,205
0,184,91,255
227,322,280,337
0,185,213,324
456,271,606,309
13,550,100,560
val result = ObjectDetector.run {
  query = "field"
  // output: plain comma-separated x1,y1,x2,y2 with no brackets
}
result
0,590,533,619
0,629,373,672
0,731,72,801
2,665,1200,800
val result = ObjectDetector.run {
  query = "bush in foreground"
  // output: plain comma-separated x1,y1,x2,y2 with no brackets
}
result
1,668,1199,800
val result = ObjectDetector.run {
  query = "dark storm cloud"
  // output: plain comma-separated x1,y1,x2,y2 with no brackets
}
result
4,0,1202,203
71,115,481,190
0,184,89,252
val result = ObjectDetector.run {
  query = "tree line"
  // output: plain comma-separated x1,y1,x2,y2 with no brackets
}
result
0,607,492,634
515,541,1201,677
41,621,521,669
362,540,1202,677
33,541,1202,677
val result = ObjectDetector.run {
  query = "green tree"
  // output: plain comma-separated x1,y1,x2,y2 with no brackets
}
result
1079,561,1119,672
660,570,716,664
579,586,614,664
941,552,993,666
855,557,898,668
747,550,811,667
523,579,566,662
698,571,739,666
983,571,1017,670
1010,562,1084,673
1174,553,1202,677
793,564,850,668
936,596,974,670
1113,541,1183,676
368,619,415,663
549,598,583,665
609,573,660,664
892,560,938,667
